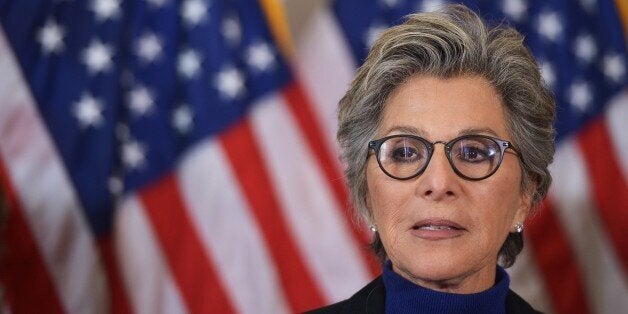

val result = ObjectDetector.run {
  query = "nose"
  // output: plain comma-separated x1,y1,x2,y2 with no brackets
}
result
415,145,459,200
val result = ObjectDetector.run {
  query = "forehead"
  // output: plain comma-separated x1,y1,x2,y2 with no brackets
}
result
380,75,509,140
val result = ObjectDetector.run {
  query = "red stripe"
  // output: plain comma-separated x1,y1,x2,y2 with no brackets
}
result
0,157,65,314
139,174,236,313
282,82,381,276
97,235,132,314
576,118,628,276
220,119,326,312
526,199,591,314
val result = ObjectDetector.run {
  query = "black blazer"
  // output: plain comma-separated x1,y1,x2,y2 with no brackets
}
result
305,276,543,314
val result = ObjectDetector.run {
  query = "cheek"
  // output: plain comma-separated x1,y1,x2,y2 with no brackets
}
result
366,162,408,227
471,180,522,242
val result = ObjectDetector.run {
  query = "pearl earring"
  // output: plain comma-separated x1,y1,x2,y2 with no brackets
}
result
369,224,378,232
515,223,524,233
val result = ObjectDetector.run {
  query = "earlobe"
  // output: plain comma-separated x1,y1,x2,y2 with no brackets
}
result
516,199,532,222
515,183,536,228
364,189,376,225
364,178,376,220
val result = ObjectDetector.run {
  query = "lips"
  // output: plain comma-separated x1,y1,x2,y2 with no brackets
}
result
417,225,458,230
411,219,466,240
413,219,464,230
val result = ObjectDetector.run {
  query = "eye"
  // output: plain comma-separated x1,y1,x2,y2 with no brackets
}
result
452,137,500,164
380,137,426,164
457,145,490,163
391,146,419,162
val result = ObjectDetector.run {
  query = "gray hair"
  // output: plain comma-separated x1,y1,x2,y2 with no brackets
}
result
337,4,555,267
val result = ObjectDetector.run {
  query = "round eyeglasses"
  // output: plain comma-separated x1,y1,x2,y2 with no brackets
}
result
368,134,520,181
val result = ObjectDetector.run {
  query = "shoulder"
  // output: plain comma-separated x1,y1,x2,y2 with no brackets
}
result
506,289,544,314
303,276,385,314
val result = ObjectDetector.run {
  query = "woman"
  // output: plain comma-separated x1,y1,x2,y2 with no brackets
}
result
308,4,554,314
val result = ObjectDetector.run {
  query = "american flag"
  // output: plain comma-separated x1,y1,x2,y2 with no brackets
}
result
0,0,625,313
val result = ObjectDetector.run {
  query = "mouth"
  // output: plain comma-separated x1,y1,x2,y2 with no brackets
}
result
411,219,466,240
412,220,464,230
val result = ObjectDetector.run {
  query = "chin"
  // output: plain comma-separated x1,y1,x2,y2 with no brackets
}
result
394,248,477,286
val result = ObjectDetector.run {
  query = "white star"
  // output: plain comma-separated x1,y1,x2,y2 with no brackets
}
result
127,85,155,117
222,16,241,46
177,48,202,79
539,61,557,88
568,81,593,112
502,0,527,21
145,0,168,9
172,104,193,134
215,66,245,100
122,139,147,170
537,11,563,42
37,20,65,54
82,39,114,75
246,42,275,73
181,0,209,27
574,33,597,64
579,0,597,13
135,32,163,64
365,23,387,48
108,175,124,196
603,53,626,83
90,0,121,22
380,0,401,8
418,0,445,12
73,93,104,129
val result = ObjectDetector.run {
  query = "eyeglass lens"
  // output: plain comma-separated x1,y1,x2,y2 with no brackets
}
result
376,135,503,180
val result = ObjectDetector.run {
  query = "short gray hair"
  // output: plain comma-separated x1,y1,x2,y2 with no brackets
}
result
337,4,555,267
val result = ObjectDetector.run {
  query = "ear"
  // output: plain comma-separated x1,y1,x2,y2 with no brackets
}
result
364,186,375,224
513,182,536,231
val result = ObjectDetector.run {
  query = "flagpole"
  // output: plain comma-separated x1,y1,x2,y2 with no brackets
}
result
617,0,628,36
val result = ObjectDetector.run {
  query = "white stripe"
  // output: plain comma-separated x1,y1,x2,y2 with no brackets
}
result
0,28,107,313
550,139,628,314
294,6,357,158
507,245,554,313
250,94,371,302
115,196,187,314
177,139,290,314
604,89,628,179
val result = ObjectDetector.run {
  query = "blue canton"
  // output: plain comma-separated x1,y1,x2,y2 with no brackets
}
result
0,0,292,235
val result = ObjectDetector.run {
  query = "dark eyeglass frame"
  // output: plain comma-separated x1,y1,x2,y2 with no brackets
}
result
368,134,521,181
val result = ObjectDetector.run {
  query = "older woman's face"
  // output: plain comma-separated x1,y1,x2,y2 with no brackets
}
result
366,75,531,293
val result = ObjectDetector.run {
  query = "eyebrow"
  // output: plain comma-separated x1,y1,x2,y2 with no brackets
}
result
383,125,501,138
384,125,426,136
457,127,500,137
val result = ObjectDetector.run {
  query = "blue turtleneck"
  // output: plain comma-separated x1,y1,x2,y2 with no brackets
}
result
382,262,510,314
